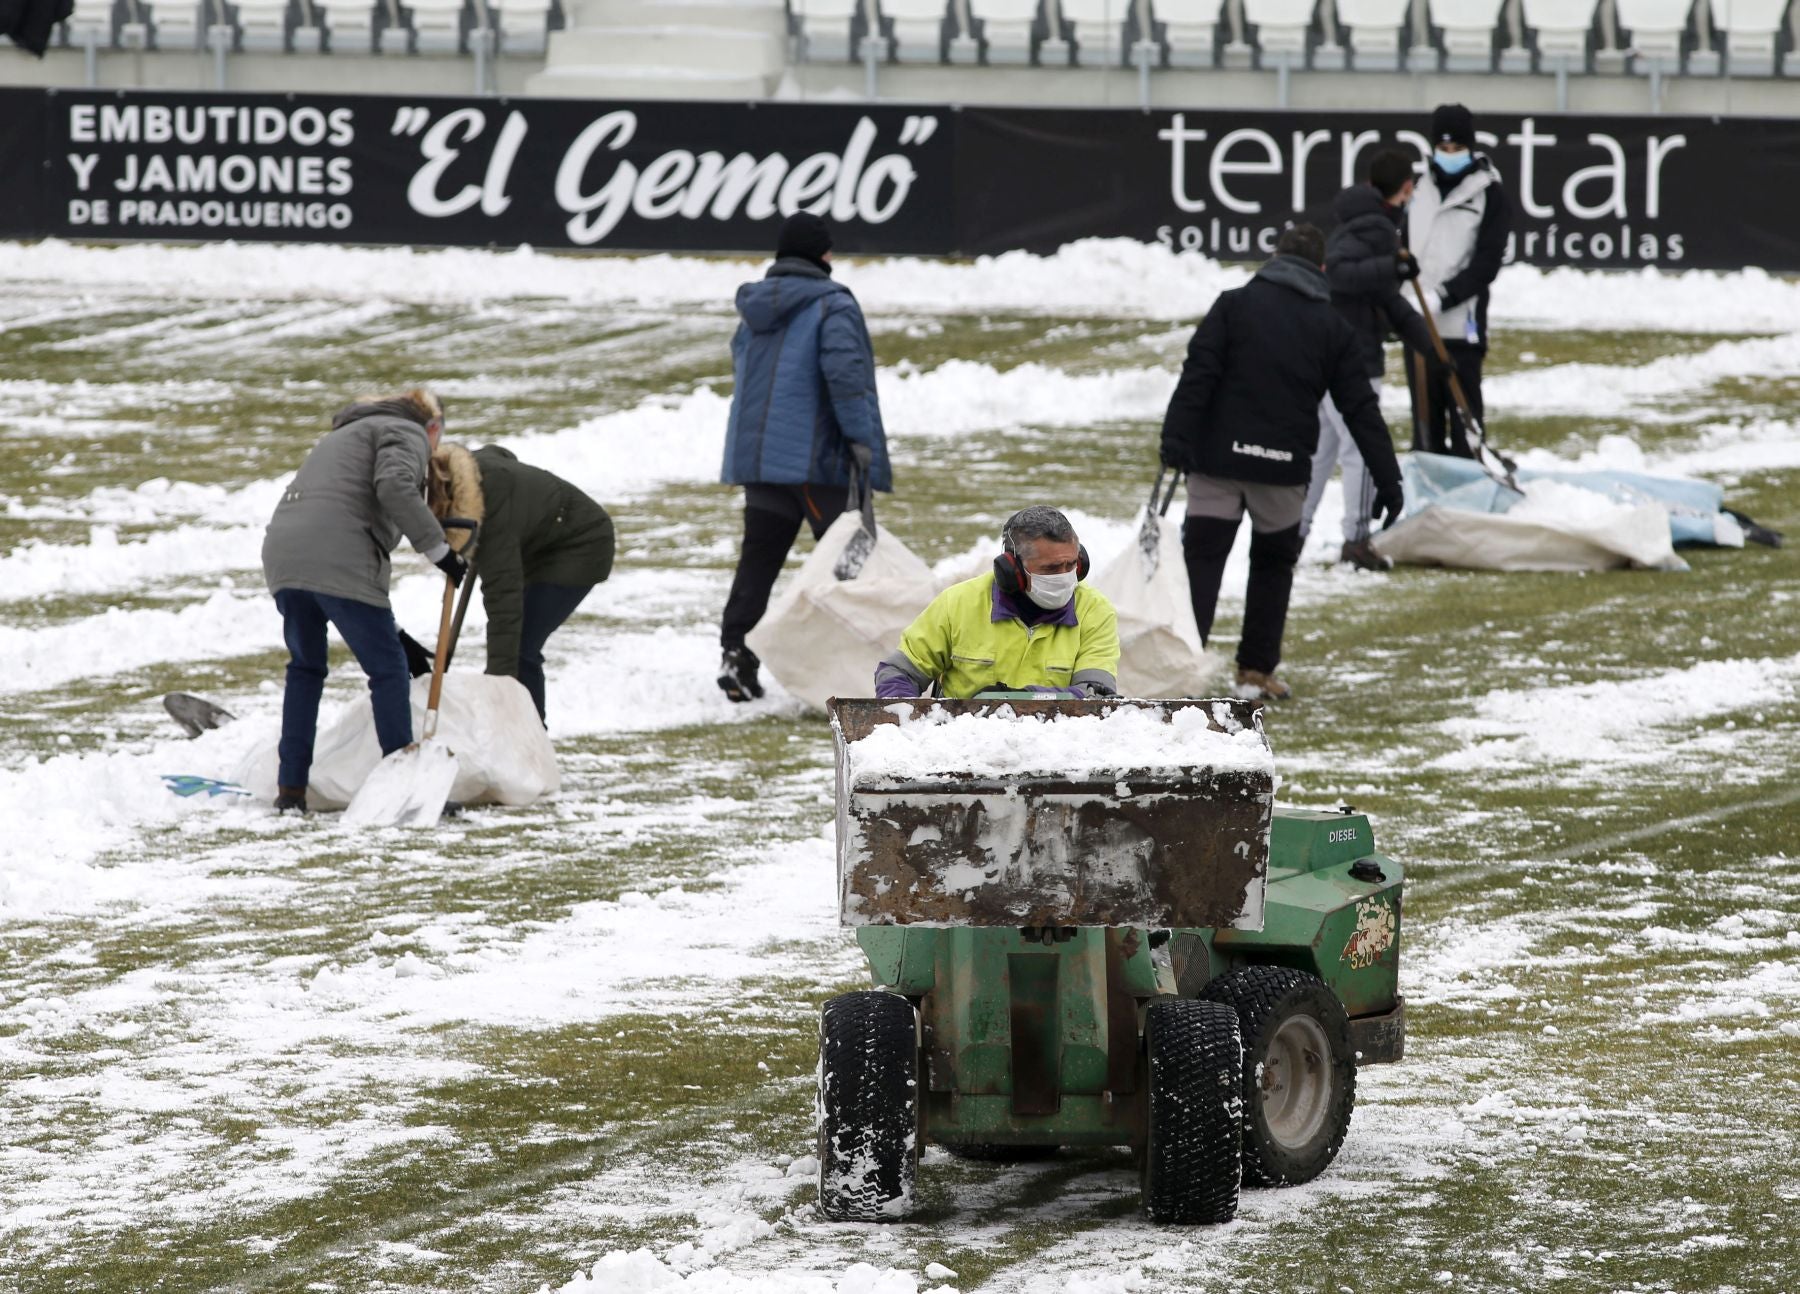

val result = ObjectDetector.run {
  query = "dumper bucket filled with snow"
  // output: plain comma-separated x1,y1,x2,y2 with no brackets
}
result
817,697,1408,1225
1373,449,1783,572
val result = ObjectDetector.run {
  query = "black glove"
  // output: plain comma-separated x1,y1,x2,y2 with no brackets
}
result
434,549,467,587
1395,249,1421,282
397,629,435,679
1429,349,1460,382
848,441,873,474
1371,482,1405,530
1437,285,1455,311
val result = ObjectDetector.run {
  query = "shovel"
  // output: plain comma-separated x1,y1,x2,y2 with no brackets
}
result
1404,261,1524,496
343,519,478,828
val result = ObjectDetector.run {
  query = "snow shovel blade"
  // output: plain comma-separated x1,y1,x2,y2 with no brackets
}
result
342,742,458,828
833,522,877,581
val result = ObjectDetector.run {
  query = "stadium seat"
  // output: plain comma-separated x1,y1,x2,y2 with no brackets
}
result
1712,0,1787,75
61,0,116,46
496,0,550,53
1428,0,1504,68
795,0,865,59
1154,0,1224,65
1059,0,1130,63
1614,0,1692,70
1523,0,1598,68
967,0,1040,60
317,0,378,50
237,0,297,49
150,0,204,47
883,0,953,60
405,0,467,50
1332,0,1411,69
1245,0,1313,64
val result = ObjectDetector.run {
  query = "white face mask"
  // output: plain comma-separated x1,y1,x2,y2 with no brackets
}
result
1025,569,1078,611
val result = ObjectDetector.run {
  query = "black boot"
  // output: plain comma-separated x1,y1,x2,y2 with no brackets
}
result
274,785,309,815
717,647,765,703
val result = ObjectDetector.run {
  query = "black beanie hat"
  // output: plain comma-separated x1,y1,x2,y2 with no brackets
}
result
1431,103,1476,149
776,212,833,269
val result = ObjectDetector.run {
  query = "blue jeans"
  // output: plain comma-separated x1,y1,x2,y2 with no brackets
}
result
275,588,412,788
516,582,593,722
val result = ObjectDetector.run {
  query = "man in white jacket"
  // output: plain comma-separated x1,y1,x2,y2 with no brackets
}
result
1403,103,1513,458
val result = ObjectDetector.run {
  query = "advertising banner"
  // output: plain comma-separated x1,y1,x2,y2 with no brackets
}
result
42,92,953,253
13,88,1800,272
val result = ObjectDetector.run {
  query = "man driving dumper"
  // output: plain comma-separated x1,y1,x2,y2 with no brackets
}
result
874,505,1121,700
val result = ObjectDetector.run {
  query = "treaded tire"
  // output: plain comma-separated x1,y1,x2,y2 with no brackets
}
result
817,991,919,1221
1200,965,1355,1187
1141,999,1242,1225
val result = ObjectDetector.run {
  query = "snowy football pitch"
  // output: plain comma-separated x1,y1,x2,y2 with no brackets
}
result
1,240,1796,1293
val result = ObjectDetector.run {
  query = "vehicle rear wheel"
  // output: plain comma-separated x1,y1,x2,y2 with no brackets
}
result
817,991,919,1221
1140,998,1242,1224
1200,965,1355,1187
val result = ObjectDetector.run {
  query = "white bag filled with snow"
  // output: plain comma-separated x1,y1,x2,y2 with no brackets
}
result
1089,508,1225,697
236,674,559,809
747,513,938,713
1374,466,1682,573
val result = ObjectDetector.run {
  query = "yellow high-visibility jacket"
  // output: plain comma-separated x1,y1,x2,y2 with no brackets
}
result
889,572,1120,700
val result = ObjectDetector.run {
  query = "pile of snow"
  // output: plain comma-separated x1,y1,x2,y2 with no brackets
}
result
1505,478,1645,528
10,237,1800,330
845,701,1271,783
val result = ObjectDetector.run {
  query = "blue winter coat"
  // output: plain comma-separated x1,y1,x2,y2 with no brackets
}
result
721,259,892,492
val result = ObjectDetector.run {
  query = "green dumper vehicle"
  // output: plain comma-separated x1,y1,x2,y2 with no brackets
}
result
817,696,1404,1224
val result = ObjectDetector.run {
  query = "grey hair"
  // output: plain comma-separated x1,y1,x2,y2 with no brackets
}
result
1002,505,1077,556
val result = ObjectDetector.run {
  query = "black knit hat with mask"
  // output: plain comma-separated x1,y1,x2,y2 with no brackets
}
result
1431,103,1476,149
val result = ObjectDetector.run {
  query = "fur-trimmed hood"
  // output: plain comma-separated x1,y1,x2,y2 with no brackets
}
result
428,443,484,553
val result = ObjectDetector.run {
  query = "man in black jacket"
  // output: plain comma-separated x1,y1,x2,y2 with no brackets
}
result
1301,148,1442,571
1404,103,1513,457
1160,225,1404,702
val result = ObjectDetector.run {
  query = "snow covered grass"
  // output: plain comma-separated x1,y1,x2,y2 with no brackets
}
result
1,240,1796,1294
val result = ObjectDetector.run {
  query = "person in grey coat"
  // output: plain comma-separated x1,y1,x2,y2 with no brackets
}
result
261,387,465,813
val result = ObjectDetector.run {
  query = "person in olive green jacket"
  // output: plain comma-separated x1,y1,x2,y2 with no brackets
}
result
428,443,614,723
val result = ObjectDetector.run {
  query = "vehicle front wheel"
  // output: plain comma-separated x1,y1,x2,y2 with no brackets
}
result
1140,998,1242,1224
817,991,919,1221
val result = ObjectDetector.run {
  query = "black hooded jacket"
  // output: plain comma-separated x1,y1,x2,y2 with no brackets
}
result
1160,255,1402,493
1326,184,1437,379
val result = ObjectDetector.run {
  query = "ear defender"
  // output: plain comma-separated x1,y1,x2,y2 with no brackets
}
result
992,550,1027,597
1077,545,1090,581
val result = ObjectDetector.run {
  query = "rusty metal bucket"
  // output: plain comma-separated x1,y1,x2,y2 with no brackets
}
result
829,697,1273,931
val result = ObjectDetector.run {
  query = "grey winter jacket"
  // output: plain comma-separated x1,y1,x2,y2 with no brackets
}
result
261,400,448,608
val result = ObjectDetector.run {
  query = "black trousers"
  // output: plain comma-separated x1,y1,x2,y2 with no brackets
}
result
720,483,849,653
1182,517,1304,676
1406,341,1485,457
516,581,593,723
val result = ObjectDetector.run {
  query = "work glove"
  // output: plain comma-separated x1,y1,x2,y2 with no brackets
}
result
397,629,435,679
1371,481,1405,531
1429,350,1460,382
434,549,468,588
1395,249,1421,282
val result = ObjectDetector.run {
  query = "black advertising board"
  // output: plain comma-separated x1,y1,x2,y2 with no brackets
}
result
0,88,48,238
11,88,1800,272
954,106,1800,273
40,92,953,253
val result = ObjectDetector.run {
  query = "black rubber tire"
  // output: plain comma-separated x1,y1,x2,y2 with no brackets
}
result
817,991,919,1221
1141,999,1242,1225
942,1143,1057,1162
1200,965,1356,1187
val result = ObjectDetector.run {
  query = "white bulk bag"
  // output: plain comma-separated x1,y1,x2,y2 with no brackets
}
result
748,511,939,712
236,674,560,809
1090,506,1225,698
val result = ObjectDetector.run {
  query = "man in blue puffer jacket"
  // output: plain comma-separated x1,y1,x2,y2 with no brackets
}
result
716,212,892,702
